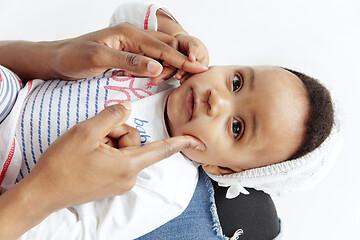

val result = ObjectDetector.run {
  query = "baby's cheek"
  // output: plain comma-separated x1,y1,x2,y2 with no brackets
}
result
181,148,208,164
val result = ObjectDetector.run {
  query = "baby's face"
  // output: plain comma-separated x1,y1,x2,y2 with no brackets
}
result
166,66,309,175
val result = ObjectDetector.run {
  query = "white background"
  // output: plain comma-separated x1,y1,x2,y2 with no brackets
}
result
1,0,359,239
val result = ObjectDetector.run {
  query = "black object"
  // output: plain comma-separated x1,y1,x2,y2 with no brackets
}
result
212,180,280,240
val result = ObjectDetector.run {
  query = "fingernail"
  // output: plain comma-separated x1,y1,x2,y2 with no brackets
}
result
194,63,208,71
200,65,208,70
119,101,131,110
190,54,196,62
195,143,206,151
147,61,162,75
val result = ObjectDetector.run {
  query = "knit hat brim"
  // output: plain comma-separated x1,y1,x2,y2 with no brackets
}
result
206,115,343,198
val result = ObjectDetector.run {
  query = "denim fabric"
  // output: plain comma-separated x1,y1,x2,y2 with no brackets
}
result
136,168,223,240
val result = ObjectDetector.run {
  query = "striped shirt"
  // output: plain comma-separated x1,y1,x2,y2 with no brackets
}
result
14,69,160,182
0,66,22,123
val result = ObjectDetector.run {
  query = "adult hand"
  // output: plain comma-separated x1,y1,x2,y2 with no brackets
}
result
0,23,208,81
29,102,205,208
151,33,209,85
53,23,208,80
174,34,210,83
0,102,205,239
150,10,210,85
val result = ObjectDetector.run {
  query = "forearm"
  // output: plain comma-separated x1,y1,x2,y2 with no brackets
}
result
0,40,60,81
0,178,56,239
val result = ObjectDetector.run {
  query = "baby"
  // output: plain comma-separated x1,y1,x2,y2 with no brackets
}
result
167,64,340,197
109,2,341,197
0,2,341,239
168,65,311,174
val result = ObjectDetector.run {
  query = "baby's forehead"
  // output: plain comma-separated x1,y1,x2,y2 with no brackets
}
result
244,67,309,163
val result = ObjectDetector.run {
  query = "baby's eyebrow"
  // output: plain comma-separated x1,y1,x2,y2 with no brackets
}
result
248,67,255,91
247,67,257,140
252,113,257,139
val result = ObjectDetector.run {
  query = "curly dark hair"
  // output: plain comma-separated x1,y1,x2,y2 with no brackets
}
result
283,68,334,160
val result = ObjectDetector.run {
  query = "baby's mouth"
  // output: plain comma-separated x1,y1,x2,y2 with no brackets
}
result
186,87,195,120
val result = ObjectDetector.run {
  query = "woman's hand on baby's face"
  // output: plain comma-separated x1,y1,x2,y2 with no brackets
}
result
151,34,210,85
27,102,205,211
51,23,207,81
174,34,210,83
119,30,182,84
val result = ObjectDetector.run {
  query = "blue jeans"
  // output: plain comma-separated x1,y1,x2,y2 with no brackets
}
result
136,168,224,240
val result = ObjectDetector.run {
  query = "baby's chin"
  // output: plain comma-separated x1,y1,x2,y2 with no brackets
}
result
164,108,205,162
180,148,200,163
180,146,208,166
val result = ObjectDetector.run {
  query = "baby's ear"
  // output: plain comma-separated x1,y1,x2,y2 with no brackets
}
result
202,164,237,175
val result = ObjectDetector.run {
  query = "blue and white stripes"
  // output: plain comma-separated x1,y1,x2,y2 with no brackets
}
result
11,69,159,182
0,66,21,124
15,76,106,181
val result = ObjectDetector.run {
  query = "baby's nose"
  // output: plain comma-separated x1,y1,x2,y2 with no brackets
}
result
207,89,230,117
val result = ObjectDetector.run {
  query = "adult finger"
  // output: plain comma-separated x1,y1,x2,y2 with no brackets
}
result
139,39,208,74
145,30,179,50
94,24,207,77
102,136,118,148
118,126,141,148
83,102,132,139
175,69,186,80
97,40,205,78
108,124,141,148
95,45,163,77
146,31,179,84
126,135,206,172
151,63,177,85
179,72,192,84
103,124,141,148
117,24,208,74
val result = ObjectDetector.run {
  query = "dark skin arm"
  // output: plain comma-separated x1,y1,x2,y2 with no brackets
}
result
0,103,205,240
0,24,207,239
0,23,207,82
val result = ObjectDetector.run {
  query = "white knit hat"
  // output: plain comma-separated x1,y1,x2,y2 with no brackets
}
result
206,115,343,199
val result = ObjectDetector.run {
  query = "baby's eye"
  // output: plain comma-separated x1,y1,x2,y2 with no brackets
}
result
232,73,243,92
232,118,244,139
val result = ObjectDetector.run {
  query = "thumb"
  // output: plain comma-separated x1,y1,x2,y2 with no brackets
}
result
86,102,132,138
99,45,163,77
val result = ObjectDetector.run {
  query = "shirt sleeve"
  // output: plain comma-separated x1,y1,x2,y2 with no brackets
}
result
0,65,23,124
109,2,177,31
